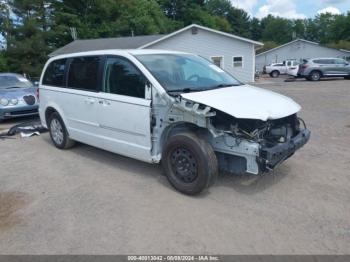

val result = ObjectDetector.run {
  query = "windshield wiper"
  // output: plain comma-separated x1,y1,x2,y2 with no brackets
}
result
212,83,241,89
6,86,22,89
168,87,206,93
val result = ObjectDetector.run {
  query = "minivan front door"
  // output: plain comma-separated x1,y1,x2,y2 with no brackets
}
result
97,56,152,162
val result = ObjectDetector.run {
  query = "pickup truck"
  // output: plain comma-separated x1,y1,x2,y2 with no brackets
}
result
264,60,300,78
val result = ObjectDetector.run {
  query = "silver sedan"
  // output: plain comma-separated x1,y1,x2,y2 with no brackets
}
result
0,73,39,122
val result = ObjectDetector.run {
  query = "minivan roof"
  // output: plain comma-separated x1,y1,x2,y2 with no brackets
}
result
311,57,343,60
49,49,190,61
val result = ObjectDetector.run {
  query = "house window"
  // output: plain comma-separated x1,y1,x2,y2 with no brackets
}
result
233,56,243,68
211,56,223,68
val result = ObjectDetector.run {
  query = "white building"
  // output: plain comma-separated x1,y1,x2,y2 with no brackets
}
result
50,24,263,83
256,39,350,71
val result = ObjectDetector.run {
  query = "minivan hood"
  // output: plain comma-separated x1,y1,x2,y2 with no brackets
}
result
180,84,301,121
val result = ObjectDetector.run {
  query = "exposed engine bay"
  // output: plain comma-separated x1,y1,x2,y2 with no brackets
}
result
209,110,310,174
212,111,302,146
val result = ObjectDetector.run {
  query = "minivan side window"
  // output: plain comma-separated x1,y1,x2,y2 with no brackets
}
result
42,59,67,87
103,57,146,98
68,56,102,91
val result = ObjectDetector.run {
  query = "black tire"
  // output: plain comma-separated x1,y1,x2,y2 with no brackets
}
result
162,132,218,195
309,71,321,81
344,76,350,80
48,112,75,149
270,70,280,78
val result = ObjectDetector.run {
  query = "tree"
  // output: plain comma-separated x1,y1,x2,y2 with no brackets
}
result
0,51,8,71
256,41,279,54
157,0,205,22
292,19,306,39
226,7,251,38
206,0,251,36
0,0,11,49
6,0,52,76
250,17,261,41
327,40,350,51
112,0,176,36
261,15,293,44
206,0,231,17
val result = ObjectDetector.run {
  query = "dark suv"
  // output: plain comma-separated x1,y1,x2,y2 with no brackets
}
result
298,58,350,81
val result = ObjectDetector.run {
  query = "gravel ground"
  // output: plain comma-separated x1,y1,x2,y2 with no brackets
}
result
0,77,349,254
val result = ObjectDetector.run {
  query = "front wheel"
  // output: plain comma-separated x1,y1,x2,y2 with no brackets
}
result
48,112,75,149
162,132,218,195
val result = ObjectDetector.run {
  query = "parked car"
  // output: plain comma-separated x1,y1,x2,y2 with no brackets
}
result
39,50,310,195
265,60,300,78
287,64,300,78
298,58,350,81
0,73,39,122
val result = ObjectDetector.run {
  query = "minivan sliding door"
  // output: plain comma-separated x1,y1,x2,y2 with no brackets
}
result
64,56,104,144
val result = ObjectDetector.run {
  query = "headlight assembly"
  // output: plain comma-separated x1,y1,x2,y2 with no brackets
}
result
0,97,9,106
10,98,19,105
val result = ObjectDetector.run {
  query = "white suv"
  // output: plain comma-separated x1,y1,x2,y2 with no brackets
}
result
39,50,310,195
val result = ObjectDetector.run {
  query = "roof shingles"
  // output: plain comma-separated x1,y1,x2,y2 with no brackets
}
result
49,35,165,57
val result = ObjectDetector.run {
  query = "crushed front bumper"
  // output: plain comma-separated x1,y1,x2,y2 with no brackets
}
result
259,128,311,172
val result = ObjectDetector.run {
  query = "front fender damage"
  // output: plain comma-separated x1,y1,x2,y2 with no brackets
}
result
152,94,310,175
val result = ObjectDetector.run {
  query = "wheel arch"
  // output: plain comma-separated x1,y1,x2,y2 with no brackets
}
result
309,69,323,77
158,121,213,159
270,70,280,77
44,105,67,131
45,106,57,125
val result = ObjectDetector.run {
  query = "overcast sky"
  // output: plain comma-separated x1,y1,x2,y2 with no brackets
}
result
230,0,350,19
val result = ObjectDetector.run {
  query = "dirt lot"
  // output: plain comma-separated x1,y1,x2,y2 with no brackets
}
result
0,76,349,254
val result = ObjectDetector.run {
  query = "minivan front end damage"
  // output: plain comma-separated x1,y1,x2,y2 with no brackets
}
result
208,110,310,175
154,93,310,175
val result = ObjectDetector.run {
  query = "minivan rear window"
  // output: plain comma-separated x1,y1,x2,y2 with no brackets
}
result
42,59,67,87
68,56,101,91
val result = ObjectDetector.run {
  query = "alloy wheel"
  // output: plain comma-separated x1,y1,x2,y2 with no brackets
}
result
50,118,64,145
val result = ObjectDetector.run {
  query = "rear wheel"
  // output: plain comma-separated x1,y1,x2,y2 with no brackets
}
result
270,70,280,78
309,71,321,81
344,76,350,80
48,112,75,149
162,132,218,195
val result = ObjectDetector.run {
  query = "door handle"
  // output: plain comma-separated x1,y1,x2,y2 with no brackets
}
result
85,98,96,104
98,100,111,106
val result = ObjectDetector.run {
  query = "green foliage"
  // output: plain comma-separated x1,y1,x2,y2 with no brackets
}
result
5,0,52,77
0,52,8,71
327,40,350,51
261,15,293,43
1,0,350,76
256,41,279,54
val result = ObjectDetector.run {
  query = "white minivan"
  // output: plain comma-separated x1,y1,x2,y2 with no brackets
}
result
39,49,310,195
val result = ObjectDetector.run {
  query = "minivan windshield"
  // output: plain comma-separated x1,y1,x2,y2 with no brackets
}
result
135,54,242,93
0,75,33,89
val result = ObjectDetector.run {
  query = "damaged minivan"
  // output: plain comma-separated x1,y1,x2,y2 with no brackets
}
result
39,50,310,195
